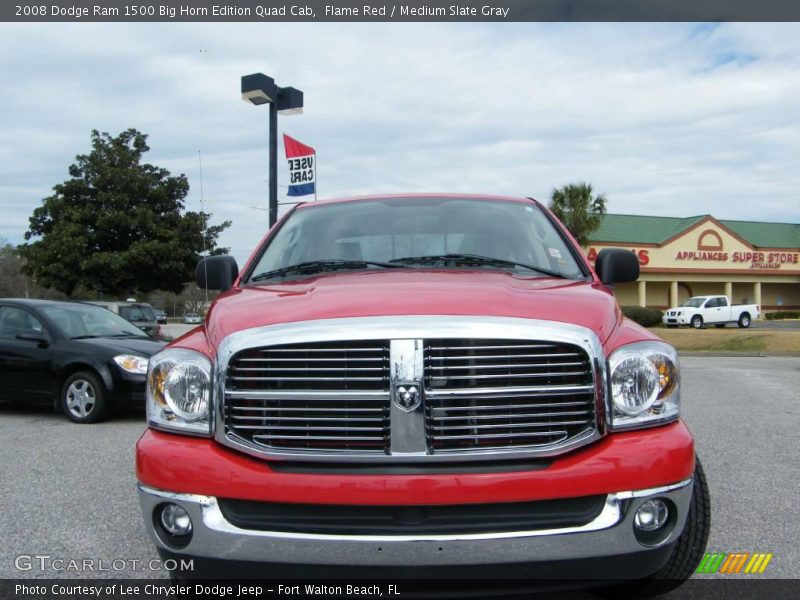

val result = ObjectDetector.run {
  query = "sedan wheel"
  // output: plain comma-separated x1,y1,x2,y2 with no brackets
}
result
62,371,108,423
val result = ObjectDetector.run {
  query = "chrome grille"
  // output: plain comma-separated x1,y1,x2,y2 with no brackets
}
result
227,340,390,391
220,320,601,461
424,339,595,451
224,341,391,452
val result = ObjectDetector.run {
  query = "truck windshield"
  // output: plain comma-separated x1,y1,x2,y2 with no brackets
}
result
248,197,586,283
681,297,706,308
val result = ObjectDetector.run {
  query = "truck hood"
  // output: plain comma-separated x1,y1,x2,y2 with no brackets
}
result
204,270,620,348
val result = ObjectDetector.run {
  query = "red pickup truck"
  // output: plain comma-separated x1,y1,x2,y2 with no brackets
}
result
137,194,709,594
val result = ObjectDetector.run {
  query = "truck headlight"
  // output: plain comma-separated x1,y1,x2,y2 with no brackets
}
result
608,341,679,430
147,348,212,436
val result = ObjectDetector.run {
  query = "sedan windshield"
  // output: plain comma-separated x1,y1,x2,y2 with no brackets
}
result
248,197,586,283
680,298,706,308
41,304,149,339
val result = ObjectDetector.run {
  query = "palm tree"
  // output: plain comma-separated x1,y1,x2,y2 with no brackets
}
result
548,182,608,248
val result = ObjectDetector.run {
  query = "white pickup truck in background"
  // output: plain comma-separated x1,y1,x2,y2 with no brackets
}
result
663,295,760,329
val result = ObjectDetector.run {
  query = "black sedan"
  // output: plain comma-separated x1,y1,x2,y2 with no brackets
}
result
0,299,166,423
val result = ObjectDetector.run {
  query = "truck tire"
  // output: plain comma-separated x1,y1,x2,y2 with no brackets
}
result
599,457,711,598
691,315,703,329
738,313,751,328
61,371,109,424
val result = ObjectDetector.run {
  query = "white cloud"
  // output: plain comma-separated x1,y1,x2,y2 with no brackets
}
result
0,22,798,264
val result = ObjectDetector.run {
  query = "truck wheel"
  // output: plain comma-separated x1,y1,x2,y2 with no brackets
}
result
691,315,703,329
599,457,711,598
738,313,751,328
714,324,725,328
61,371,109,424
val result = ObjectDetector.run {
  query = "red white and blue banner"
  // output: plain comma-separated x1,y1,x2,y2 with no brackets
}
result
284,134,316,197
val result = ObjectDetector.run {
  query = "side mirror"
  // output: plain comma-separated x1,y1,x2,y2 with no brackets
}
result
16,331,50,347
196,255,239,291
595,248,639,285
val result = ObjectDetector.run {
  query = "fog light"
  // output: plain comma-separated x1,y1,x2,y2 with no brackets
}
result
160,504,192,536
634,499,669,531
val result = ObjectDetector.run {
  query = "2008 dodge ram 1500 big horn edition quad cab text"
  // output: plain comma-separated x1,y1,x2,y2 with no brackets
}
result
136,194,710,595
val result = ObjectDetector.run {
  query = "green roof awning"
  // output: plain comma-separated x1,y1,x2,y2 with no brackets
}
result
588,214,800,249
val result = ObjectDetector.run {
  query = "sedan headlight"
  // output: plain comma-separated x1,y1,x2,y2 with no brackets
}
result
113,354,149,375
608,341,679,430
147,348,212,436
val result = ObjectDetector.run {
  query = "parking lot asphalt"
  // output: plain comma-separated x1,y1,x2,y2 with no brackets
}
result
750,319,800,330
160,322,196,340
0,356,797,588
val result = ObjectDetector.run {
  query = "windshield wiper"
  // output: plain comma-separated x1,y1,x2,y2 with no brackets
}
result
71,334,100,340
389,253,567,279
251,259,408,282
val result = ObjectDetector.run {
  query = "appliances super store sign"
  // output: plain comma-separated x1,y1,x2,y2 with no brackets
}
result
587,247,800,271
675,250,799,270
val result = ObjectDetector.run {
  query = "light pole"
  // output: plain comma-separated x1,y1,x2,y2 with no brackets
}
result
241,73,304,227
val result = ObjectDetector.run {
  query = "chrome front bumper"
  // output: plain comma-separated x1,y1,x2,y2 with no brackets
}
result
138,479,692,567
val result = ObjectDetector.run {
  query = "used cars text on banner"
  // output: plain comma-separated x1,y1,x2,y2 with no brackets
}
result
284,134,316,197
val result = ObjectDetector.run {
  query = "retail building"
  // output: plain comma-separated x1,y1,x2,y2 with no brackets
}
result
586,214,800,313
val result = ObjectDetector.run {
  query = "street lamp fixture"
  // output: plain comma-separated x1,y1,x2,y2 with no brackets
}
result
241,73,277,105
241,73,304,226
277,87,304,115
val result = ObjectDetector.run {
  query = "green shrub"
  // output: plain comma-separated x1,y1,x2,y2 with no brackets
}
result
621,306,664,327
765,311,800,320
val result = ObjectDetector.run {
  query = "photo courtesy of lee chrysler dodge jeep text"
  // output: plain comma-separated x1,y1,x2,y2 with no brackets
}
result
136,194,710,595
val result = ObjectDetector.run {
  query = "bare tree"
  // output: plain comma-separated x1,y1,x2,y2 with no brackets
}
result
0,239,66,299
0,240,28,297
147,289,179,317
176,283,217,316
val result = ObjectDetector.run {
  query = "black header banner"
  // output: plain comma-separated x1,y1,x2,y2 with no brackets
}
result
4,0,800,22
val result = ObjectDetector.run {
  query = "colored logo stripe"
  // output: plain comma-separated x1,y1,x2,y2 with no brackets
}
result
697,552,773,574
697,552,727,573
719,552,749,573
744,553,773,574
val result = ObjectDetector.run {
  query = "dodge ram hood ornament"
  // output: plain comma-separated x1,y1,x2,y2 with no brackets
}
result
393,383,422,412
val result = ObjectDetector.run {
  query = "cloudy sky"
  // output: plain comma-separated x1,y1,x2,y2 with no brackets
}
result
1,22,798,263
